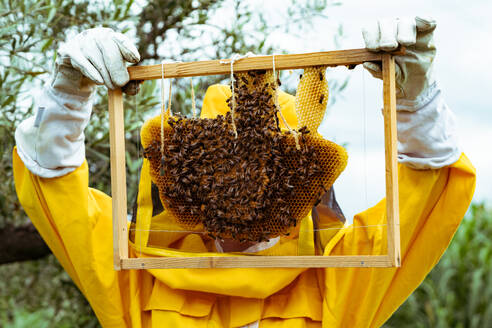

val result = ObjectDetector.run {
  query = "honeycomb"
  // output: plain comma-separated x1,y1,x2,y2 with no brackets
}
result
296,67,329,134
141,67,348,242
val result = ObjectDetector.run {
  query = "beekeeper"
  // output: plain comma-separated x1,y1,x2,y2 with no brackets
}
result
13,16,475,327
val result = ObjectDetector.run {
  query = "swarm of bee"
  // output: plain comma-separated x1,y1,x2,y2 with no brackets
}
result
141,68,347,242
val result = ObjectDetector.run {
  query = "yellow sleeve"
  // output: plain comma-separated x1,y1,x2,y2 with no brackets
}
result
12,148,133,327
322,154,476,327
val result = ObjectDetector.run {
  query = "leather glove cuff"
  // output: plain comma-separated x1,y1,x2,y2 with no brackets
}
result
15,85,93,178
396,81,439,112
397,84,461,169
50,56,96,98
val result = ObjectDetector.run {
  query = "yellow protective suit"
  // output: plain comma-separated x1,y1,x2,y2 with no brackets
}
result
13,85,476,328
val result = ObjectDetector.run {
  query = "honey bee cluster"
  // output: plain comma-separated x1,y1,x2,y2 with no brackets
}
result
142,68,347,243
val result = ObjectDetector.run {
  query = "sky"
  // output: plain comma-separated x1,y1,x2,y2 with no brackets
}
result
238,0,492,219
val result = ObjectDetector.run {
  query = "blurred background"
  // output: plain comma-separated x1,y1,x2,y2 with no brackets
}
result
0,0,490,326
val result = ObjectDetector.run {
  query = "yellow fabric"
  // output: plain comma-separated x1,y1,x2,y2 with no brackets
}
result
13,83,475,327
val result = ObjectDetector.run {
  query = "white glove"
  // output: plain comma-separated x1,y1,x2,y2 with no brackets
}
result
362,16,436,105
362,17,461,169
54,27,140,95
15,28,140,178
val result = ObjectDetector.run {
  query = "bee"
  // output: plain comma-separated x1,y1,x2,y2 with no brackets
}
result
319,71,323,81
319,94,324,104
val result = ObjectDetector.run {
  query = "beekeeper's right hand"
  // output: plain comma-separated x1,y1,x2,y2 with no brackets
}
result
15,28,141,178
54,28,141,96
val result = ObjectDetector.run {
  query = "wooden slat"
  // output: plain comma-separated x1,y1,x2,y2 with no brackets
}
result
128,47,405,80
382,54,401,267
108,89,129,270
121,255,393,269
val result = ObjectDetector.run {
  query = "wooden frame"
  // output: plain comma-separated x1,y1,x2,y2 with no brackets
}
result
109,48,402,270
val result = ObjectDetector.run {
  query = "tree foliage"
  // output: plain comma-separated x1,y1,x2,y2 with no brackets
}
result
385,203,492,328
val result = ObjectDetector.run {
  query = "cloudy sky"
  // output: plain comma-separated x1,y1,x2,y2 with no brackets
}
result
243,0,492,219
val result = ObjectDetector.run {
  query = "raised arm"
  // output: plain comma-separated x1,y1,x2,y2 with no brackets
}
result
321,16,476,327
15,28,140,177
13,28,141,326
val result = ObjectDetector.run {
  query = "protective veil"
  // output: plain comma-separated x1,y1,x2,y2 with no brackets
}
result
13,82,475,327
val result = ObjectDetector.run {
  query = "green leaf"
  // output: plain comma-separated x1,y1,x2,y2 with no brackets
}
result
123,0,134,17
41,37,53,52
47,6,56,23
1,95,15,107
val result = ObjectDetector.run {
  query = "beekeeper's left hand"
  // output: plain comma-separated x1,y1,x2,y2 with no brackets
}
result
361,16,460,170
362,16,437,106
